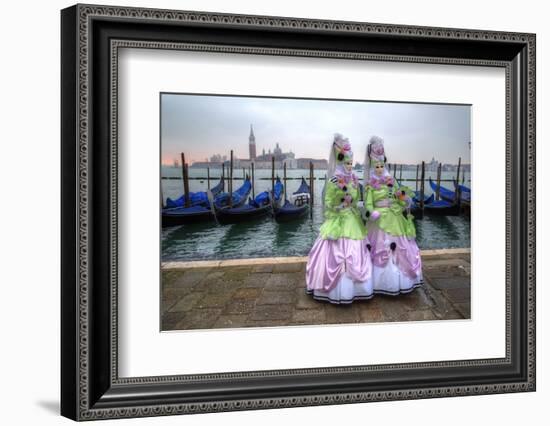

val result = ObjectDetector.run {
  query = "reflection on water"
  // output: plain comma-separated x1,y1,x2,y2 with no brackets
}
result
161,207,470,262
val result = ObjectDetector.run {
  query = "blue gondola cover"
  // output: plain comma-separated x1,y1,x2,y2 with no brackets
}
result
165,178,224,208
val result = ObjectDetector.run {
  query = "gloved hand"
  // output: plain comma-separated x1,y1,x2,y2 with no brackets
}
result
370,210,381,221
356,200,364,209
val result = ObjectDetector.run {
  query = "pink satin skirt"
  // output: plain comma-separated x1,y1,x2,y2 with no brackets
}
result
367,222,423,294
305,237,373,303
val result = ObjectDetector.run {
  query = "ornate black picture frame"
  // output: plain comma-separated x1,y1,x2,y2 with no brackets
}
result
61,3,536,421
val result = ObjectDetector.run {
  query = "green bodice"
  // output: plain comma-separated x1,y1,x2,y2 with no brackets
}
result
319,178,367,240
365,185,416,238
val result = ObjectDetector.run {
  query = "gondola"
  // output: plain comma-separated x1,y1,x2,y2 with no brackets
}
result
423,177,461,216
454,181,471,217
162,177,251,227
413,191,434,205
273,177,310,223
213,187,272,225
272,177,284,207
423,199,461,216
421,178,460,216
453,181,471,204
161,204,212,227
164,177,224,208
211,177,252,210
409,193,434,219
429,177,470,205
455,182,471,195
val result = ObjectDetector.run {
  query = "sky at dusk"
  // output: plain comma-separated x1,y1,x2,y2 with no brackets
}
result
161,93,471,166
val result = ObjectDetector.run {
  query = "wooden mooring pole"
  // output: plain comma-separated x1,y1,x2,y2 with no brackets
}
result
283,162,287,201
420,161,426,212
180,152,187,201
180,152,186,196
309,162,314,218
181,152,190,207
251,162,255,199
435,162,442,201
415,164,419,192
185,164,191,206
207,167,210,190
271,156,275,194
455,157,462,205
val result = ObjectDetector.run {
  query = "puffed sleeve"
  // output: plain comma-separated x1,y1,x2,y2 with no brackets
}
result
322,180,339,219
365,186,374,213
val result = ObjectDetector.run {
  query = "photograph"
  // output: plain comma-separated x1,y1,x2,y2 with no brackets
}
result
160,94,472,331
58,2,536,421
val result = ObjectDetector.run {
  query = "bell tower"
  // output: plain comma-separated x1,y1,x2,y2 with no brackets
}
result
248,124,256,160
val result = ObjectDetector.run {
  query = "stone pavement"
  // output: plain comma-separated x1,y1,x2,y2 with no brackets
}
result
161,250,471,331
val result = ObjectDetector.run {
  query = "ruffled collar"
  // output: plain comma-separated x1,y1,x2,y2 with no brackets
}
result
333,168,359,190
368,174,394,190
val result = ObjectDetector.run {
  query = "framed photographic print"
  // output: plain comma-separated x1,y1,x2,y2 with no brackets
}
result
159,93,472,330
61,3,536,421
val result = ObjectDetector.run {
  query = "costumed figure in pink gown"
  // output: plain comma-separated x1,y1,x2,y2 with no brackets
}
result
363,136,423,294
305,134,373,303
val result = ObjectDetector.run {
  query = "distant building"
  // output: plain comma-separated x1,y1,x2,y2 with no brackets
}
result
426,157,438,171
209,153,227,163
282,158,298,169
296,158,328,169
192,125,329,170
190,161,223,168
255,142,295,163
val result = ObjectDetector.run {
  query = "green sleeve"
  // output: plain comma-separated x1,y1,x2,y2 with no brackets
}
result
324,182,338,211
366,187,374,212
318,180,368,240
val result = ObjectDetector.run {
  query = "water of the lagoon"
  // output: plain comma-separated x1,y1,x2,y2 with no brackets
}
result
161,166,471,261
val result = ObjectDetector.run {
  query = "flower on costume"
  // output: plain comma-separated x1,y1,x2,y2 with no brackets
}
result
371,141,385,157
335,173,357,190
394,185,415,209
395,185,414,200
370,175,399,190
333,134,353,163
344,194,353,205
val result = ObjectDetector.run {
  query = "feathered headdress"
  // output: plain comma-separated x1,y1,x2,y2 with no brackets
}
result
364,135,390,184
323,133,355,210
327,133,353,179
